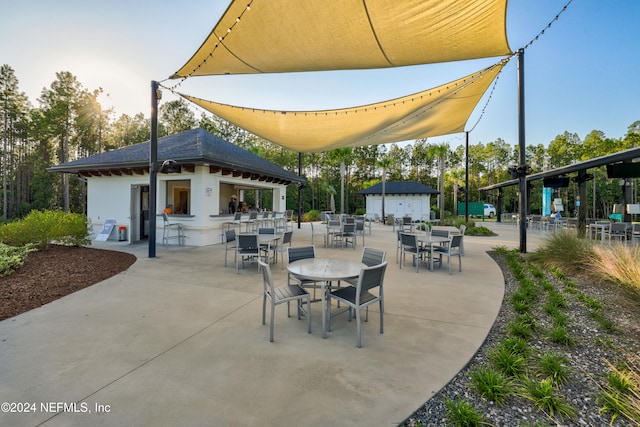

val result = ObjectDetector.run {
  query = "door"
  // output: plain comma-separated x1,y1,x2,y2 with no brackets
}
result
390,199,404,217
130,185,150,243
129,185,139,244
141,185,149,240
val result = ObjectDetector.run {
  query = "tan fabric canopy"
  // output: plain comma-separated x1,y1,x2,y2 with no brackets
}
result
179,60,507,153
171,0,511,78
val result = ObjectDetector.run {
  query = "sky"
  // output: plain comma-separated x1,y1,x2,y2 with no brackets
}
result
1,0,639,150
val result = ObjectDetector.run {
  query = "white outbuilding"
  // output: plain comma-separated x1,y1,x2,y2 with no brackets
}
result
358,181,438,221
49,128,304,246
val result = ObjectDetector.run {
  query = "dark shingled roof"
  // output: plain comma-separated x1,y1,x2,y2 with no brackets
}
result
49,128,304,185
357,181,438,195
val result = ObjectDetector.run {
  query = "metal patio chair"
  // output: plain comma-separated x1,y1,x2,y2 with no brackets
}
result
399,233,426,273
235,233,260,273
162,213,184,246
274,230,293,268
328,262,388,348
287,245,322,303
258,259,311,342
433,234,463,274
224,229,237,267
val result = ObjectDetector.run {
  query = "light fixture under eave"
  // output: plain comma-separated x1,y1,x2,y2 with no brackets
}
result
160,159,180,173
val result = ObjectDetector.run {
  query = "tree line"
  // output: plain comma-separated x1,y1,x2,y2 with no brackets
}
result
1,64,638,221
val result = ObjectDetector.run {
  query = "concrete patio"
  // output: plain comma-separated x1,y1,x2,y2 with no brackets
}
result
0,221,545,427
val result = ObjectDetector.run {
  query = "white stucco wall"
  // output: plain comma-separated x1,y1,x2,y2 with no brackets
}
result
87,166,289,246
365,194,432,220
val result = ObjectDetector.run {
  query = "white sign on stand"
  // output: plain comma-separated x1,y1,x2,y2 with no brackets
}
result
95,219,116,241
628,204,640,214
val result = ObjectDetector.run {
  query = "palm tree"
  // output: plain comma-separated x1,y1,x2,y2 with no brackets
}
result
329,148,352,215
447,168,465,217
377,156,393,225
321,182,337,213
427,143,450,221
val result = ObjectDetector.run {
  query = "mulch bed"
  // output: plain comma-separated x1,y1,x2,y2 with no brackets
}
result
0,245,136,321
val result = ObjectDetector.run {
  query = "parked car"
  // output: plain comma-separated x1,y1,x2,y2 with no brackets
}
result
484,204,496,218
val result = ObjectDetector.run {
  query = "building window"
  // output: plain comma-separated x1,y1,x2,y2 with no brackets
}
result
166,180,191,214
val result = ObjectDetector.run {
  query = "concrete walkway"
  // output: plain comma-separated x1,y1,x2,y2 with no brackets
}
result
0,221,545,427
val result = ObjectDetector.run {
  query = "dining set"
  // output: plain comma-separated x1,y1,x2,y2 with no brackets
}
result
262,245,388,348
588,221,640,243
226,218,466,346
396,226,464,274
223,227,287,273
223,210,293,238
323,215,366,249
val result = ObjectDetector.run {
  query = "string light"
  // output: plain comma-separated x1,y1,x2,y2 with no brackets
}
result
523,0,573,51
164,59,507,147
168,0,255,91
464,1,573,134
466,56,513,133
357,61,508,143
167,0,573,142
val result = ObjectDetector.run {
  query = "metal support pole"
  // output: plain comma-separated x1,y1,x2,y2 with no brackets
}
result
577,170,588,238
465,131,469,223
340,162,345,215
298,152,302,229
149,81,159,258
623,178,633,223
517,49,527,253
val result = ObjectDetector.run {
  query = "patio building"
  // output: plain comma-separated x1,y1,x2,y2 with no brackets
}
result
358,181,438,221
49,128,304,246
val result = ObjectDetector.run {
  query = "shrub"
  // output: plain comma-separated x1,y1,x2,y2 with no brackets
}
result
449,217,475,229
465,226,494,235
521,377,576,420
538,351,571,385
529,231,594,275
598,355,640,425
444,398,485,426
548,325,575,346
469,366,513,404
489,346,527,377
493,245,510,256
497,337,529,357
545,239,640,298
589,243,640,296
546,307,568,328
546,290,567,309
0,210,91,249
0,243,37,277
302,210,321,222
507,313,536,340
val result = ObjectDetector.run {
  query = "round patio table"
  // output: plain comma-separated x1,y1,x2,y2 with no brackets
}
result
287,258,365,338
417,235,451,271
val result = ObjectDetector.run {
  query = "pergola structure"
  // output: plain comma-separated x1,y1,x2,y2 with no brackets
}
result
480,147,640,242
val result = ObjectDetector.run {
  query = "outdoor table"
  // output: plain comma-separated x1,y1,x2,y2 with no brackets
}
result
391,217,414,233
588,222,610,241
325,223,342,247
430,226,461,235
239,213,252,232
257,234,280,264
287,258,365,338
272,212,287,233
416,235,451,271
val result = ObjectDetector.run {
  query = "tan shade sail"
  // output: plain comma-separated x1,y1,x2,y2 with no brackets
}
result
179,61,507,153
171,0,511,78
